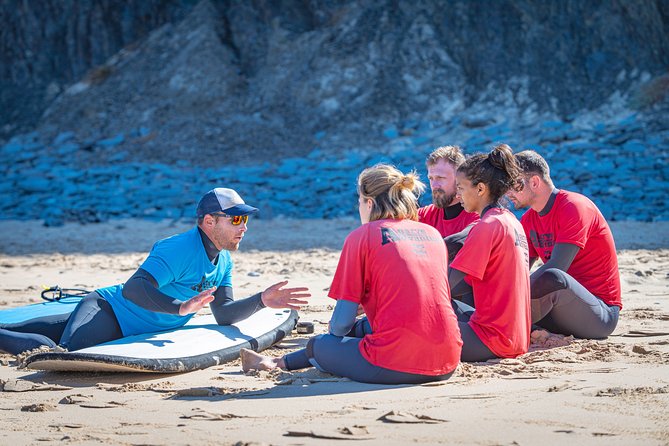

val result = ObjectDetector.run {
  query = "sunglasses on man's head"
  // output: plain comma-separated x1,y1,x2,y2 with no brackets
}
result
212,213,249,225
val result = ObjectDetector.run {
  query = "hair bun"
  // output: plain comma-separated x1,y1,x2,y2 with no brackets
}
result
487,151,503,169
399,174,415,190
488,143,513,170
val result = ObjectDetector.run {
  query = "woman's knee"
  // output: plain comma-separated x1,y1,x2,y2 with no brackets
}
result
458,322,497,362
344,317,371,338
305,335,330,371
307,334,364,374
451,300,474,322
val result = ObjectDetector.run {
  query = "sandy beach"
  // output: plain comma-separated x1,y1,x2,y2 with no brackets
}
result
1,218,668,445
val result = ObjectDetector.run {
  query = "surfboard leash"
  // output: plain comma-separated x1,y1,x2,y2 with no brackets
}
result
41,285,91,302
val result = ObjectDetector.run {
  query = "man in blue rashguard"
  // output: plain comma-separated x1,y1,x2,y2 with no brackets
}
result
0,188,311,355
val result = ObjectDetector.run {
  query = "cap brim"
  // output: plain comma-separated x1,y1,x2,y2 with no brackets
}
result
222,204,259,216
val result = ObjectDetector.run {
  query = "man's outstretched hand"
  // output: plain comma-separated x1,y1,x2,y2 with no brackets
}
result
261,281,311,310
179,286,216,316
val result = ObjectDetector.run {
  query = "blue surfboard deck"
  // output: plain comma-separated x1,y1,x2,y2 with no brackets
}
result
24,308,298,373
0,297,82,324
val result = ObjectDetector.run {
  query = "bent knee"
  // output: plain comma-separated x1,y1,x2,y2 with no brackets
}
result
532,268,569,298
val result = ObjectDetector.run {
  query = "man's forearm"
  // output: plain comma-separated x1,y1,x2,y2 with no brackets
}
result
122,269,182,314
210,291,264,325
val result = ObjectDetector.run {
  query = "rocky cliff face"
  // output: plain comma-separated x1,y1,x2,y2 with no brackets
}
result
1,0,668,164
0,1,192,135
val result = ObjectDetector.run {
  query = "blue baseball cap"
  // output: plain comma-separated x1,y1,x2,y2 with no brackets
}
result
196,188,259,217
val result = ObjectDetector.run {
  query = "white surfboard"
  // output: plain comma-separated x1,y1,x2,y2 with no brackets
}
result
24,308,298,373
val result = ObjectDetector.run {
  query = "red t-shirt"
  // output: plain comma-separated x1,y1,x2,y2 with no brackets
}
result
418,204,480,238
450,208,531,358
328,219,463,375
520,190,622,308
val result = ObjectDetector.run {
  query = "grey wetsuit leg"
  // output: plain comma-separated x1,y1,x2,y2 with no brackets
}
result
0,306,74,354
284,314,454,384
59,292,124,351
457,322,498,362
0,328,58,355
345,316,372,338
285,334,454,384
453,292,475,308
284,316,373,370
0,312,70,354
451,299,475,323
312,334,454,384
283,348,311,370
451,299,497,362
532,268,619,339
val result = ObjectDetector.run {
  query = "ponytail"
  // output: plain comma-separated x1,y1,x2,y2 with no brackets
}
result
358,164,425,221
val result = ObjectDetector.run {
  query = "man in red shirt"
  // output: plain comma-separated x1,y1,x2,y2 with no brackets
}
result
506,150,621,339
419,146,479,263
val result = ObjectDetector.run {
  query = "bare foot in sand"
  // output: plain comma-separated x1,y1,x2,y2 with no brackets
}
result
240,348,286,372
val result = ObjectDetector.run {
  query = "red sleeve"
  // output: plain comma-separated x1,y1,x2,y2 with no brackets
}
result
450,221,493,281
555,199,590,249
417,206,427,220
327,227,368,304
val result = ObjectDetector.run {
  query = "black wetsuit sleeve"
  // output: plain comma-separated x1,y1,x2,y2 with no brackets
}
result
530,243,580,285
448,267,470,297
210,286,266,326
122,268,182,314
444,224,474,264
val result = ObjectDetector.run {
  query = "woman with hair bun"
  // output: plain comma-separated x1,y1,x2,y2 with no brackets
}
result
449,144,532,362
242,164,463,384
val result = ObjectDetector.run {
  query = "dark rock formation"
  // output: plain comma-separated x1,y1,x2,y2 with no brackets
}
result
0,0,193,136
1,0,668,165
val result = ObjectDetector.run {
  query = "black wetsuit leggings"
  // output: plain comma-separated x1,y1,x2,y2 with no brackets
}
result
0,292,123,355
450,300,498,363
532,268,620,339
282,318,454,384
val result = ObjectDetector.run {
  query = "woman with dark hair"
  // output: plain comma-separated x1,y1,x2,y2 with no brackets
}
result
241,164,463,384
449,144,531,362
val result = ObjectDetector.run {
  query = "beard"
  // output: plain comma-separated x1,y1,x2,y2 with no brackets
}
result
214,234,242,252
432,189,457,209
221,240,241,252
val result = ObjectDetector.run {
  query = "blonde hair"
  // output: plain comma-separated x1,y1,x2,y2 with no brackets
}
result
357,164,425,222
426,145,466,168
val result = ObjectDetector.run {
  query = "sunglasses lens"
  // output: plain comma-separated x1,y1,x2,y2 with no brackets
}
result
231,215,248,225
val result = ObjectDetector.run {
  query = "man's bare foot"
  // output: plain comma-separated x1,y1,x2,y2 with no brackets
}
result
240,348,284,372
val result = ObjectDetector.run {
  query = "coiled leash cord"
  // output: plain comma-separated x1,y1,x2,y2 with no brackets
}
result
40,286,91,302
